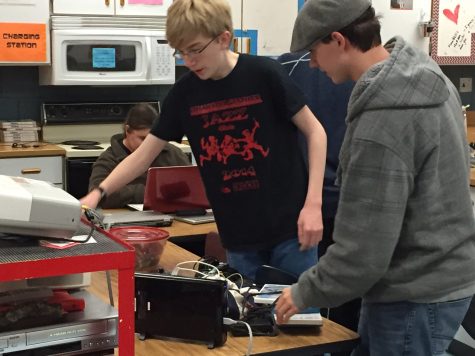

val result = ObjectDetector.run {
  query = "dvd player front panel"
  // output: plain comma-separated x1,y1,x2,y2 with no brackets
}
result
0,319,117,354
27,319,109,344
0,291,118,355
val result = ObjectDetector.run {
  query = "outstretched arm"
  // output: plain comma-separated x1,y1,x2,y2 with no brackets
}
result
291,105,327,250
87,151,142,208
80,134,167,209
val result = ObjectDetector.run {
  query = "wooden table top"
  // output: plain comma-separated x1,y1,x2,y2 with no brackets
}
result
160,219,218,237
88,242,359,356
0,143,65,158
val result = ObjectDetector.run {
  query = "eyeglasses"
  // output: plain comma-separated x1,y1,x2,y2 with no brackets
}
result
11,143,40,148
173,35,220,60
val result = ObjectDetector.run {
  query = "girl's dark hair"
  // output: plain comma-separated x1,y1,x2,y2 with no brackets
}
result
321,6,382,52
123,103,158,134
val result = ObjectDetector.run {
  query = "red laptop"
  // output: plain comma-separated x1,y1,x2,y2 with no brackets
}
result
143,166,214,224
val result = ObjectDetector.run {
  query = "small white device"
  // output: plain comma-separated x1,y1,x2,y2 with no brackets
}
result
254,284,288,304
0,175,81,239
255,284,323,326
273,308,323,326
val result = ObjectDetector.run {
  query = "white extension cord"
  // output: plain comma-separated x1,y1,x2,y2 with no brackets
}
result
223,317,253,356
171,260,247,317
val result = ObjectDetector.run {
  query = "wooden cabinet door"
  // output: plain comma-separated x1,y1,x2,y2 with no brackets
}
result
0,156,64,187
0,0,49,21
53,0,114,15
0,0,51,64
115,0,172,16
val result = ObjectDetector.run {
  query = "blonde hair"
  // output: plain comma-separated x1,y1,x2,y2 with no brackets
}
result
166,0,233,49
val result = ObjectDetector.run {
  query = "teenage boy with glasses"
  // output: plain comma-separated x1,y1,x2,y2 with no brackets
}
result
81,0,327,280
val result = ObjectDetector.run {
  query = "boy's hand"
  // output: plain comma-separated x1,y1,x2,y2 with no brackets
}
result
297,204,323,250
79,189,102,210
274,287,300,324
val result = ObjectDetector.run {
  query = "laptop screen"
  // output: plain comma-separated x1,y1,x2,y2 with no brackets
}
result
143,166,210,213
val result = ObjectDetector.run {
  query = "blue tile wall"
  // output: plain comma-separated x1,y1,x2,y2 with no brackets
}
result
0,65,189,122
0,64,473,123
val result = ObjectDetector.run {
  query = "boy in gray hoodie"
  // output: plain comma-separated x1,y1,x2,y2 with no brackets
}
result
275,0,475,354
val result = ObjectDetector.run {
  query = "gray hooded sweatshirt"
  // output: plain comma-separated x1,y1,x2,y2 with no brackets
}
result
292,37,475,309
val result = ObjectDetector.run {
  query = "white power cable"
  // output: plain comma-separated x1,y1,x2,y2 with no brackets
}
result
223,317,253,356
172,261,248,318
279,51,311,76
171,267,210,278
226,272,244,288
174,260,221,276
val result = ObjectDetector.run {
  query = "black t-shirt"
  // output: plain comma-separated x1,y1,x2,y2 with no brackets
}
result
151,54,309,250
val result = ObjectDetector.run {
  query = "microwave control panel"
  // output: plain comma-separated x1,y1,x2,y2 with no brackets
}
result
151,39,175,84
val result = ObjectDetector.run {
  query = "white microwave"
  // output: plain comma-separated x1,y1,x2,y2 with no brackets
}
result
39,27,175,86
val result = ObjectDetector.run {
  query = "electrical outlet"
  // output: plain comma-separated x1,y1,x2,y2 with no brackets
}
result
460,78,472,93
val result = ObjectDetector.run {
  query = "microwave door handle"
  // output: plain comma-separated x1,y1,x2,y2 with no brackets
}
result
145,38,153,81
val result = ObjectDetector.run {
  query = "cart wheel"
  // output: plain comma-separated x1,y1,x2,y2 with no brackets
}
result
138,333,146,341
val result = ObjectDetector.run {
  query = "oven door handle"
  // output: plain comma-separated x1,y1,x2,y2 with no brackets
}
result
68,159,97,165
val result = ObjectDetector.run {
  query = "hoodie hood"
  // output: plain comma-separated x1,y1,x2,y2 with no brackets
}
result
347,36,450,123
110,133,128,158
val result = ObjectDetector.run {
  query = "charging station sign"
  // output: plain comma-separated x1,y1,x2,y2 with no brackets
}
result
0,22,47,62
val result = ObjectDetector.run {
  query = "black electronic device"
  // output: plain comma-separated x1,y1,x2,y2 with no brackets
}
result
134,272,227,348
229,308,278,337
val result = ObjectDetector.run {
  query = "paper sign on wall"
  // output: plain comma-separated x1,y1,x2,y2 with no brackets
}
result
128,0,163,4
0,23,47,62
431,0,475,65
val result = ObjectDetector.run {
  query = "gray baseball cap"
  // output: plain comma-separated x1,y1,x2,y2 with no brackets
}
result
291,0,372,52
